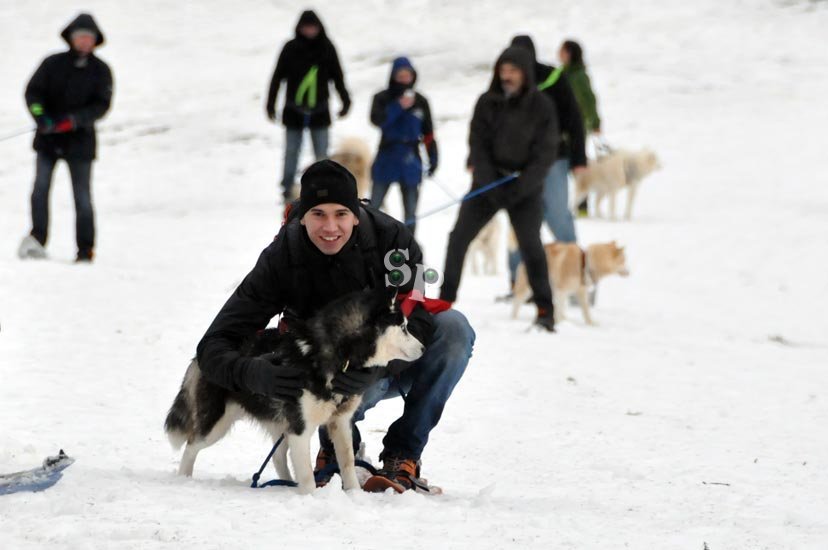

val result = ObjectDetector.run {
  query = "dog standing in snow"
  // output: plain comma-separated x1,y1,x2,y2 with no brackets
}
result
512,242,629,325
466,218,501,276
574,149,661,220
164,288,424,494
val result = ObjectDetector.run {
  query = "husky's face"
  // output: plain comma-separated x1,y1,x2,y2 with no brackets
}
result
590,241,630,278
363,290,425,367
640,150,661,174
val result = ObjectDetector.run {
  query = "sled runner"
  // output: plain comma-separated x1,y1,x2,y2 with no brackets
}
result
0,450,74,496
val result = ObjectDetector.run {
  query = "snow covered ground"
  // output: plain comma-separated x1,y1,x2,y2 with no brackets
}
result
1,0,827,548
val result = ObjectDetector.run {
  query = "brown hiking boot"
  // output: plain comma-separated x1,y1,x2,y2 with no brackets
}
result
362,456,441,494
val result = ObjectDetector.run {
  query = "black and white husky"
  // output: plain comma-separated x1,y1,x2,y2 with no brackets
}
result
164,288,424,493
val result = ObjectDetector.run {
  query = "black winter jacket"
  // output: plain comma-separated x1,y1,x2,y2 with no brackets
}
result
510,35,586,168
196,204,435,392
266,10,350,129
468,47,560,206
25,14,113,160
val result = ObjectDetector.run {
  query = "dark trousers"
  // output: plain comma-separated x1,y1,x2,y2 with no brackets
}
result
370,180,420,234
319,309,475,461
441,192,553,311
30,153,95,253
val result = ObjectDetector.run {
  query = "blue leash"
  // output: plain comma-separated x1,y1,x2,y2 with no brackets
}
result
250,434,296,488
405,173,518,226
251,381,410,489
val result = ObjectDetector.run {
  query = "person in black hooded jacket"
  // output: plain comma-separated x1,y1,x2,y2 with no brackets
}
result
505,35,586,290
196,160,474,492
17,13,113,263
266,10,351,201
440,46,559,331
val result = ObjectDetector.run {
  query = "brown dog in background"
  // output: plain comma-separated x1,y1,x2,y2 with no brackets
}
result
574,149,660,221
330,136,373,199
467,218,501,276
512,242,629,325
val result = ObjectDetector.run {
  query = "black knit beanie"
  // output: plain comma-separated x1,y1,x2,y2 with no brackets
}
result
298,160,360,218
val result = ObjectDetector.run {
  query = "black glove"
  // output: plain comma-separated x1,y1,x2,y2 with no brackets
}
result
406,306,435,348
240,355,304,400
338,97,351,118
332,366,385,395
426,141,438,177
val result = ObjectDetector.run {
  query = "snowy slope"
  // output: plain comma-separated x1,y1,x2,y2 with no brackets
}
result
1,0,827,548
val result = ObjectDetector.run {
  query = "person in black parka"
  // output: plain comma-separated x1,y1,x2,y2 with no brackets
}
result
505,35,587,290
18,13,113,263
266,10,351,202
196,160,474,492
440,46,559,331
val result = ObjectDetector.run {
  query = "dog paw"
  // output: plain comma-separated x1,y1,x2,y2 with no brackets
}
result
341,475,361,492
296,482,316,495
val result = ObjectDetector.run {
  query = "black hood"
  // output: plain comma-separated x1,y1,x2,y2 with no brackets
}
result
61,13,105,47
510,35,536,62
295,10,327,40
489,46,535,94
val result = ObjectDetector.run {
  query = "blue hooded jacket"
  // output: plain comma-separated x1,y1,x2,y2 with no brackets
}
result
369,57,437,187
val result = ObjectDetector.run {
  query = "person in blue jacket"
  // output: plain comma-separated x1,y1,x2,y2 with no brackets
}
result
369,57,438,235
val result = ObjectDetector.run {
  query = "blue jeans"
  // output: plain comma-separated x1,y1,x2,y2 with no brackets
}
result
30,153,94,253
282,127,328,199
370,180,420,234
508,158,576,285
543,158,577,243
320,309,475,460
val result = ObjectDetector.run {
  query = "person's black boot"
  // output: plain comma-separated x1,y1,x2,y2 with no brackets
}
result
75,249,94,263
534,307,556,332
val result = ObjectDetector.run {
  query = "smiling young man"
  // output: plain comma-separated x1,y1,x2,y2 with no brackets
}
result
196,160,475,493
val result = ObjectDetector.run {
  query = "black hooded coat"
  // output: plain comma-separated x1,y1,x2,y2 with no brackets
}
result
25,13,113,160
468,46,560,206
266,10,351,129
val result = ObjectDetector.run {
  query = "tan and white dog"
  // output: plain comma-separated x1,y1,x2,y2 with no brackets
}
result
467,218,502,276
511,242,629,325
574,149,661,220
329,136,373,199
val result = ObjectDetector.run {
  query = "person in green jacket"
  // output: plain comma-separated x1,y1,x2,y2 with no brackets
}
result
560,40,601,217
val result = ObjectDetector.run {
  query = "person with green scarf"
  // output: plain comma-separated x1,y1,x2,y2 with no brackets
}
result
266,10,351,202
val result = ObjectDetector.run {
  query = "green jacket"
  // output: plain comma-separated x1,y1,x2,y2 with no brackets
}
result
563,63,601,132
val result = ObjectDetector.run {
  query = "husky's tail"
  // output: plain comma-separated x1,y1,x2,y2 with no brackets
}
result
164,359,198,450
